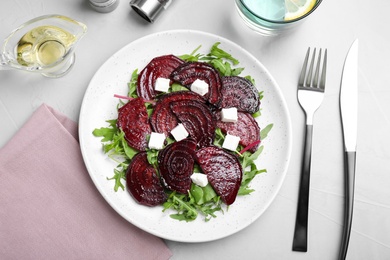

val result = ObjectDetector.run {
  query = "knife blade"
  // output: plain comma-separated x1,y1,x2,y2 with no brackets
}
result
339,39,358,260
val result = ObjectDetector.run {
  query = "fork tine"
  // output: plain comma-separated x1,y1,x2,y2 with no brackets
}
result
305,48,316,87
313,49,322,88
319,49,327,90
298,48,310,87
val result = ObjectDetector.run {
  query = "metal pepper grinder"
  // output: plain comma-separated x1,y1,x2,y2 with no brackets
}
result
129,0,171,23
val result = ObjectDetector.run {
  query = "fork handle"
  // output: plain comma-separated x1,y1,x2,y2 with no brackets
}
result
292,124,313,252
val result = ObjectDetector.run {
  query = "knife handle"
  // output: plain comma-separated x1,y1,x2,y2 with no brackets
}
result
338,151,356,260
292,124,313,252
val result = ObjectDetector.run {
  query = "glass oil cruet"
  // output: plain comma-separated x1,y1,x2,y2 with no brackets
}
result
0,14,87,78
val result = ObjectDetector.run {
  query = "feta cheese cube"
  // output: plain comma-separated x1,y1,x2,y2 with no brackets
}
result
222,134,240,152
190,173,208,187
170,123,189,141
190,79,209,96
148,132,166,150
154,77,170,93
221,107,238,123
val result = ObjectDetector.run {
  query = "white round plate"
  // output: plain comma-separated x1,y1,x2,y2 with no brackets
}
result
79,30,292,243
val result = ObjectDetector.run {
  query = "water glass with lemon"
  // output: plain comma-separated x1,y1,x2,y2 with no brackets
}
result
235,0,322,36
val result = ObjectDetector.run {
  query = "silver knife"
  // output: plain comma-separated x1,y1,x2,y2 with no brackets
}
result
339,39,358,260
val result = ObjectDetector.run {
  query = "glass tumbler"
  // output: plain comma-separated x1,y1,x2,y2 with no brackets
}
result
235,0,322,36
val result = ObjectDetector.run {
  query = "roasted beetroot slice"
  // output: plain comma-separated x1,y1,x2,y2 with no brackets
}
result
216,111,261,153
170,62,222,105
195,146,243,205
137,55,184,100
150,91,206,136
117,97,151,151
126,152,167,207
158,138,197,194
220,76,260,114
170,100,216,148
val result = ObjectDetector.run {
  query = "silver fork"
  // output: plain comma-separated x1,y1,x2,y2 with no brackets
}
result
292,47,327,252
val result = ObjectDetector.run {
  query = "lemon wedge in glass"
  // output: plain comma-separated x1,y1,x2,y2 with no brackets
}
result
285,0,317,21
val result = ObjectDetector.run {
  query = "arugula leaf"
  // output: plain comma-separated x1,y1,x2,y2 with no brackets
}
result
163,192,198,222
251,91,264,118
162,183,223,222
100,130,123,156
209,58,228,75
92,119,117,142
239,163,267,195
146,149,159,166
252,110,261,118
145,102,154,117
93,118,136,192
238,145,266,195
107,167,127,192
245,75,256,85
191,188,223,222
260,123,273,140
241,145,264,169
127,69,139,98
180,42,244,77
93,120,133,157
209,42,239,65
213,128,225,147
170,83,189,92
122,138,138,160
230,67,245,76
258,90,264,100
179,45,202,62
208,59,244,77
190,184,205,205
190,183,217,205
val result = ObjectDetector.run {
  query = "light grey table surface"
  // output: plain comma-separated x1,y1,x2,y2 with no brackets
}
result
1,0,389,259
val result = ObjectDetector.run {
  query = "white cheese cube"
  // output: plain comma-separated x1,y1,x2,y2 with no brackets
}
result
148,132,166,150
190,173,208,187
190,79,209,96
222,134,240,152
170,123,189,141
154,77,170,93
221,107,238,123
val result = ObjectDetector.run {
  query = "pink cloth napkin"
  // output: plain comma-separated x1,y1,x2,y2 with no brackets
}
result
0,104,172,260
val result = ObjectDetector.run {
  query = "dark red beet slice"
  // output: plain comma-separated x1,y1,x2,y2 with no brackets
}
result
170,62,222,106
220,76,260,114
216,111,261,153
149,91,206,136
117,97,151,151
126,152,167,207
170,100,216,148
137,55,184,100
158,138,197,194
195,146,243,205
